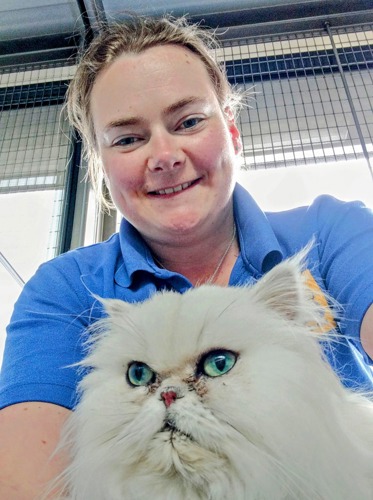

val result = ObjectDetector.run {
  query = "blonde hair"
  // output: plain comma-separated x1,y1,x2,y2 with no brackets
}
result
66,15,241,209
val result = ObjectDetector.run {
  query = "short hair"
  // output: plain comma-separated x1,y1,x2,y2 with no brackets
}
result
66,15,241,209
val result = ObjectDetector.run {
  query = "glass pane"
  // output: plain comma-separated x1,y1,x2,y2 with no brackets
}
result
0,190,60,367
237,159,373,211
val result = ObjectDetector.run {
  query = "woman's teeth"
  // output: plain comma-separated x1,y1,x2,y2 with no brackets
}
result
155,181,193,195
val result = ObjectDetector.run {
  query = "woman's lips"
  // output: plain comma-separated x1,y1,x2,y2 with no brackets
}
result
148,179,200,196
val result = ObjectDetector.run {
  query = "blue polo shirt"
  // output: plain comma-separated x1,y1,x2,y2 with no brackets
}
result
1,183,372,410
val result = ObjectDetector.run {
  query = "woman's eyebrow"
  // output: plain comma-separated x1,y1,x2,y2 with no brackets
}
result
103,117,140,134
103,97,206,134
162,96,206,117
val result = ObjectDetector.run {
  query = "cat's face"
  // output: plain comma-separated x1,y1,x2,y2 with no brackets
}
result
81,287,265,474
77,255,328,486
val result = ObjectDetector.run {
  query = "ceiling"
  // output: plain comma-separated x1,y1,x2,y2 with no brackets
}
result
1,0,372,66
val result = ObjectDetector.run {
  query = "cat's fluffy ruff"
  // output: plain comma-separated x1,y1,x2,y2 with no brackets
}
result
54,254,373,500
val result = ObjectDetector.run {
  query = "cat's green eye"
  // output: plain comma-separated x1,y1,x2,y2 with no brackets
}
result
127,361,155,386
201,350,237,378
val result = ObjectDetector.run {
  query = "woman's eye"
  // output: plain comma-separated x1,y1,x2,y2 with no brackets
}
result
113,136,140,147
127,361,155,386
179,117,203,130
200,350,237,378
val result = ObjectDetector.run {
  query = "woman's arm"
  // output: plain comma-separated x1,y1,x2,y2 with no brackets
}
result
0,402,70,499
361,304,373,360
312,197,373,359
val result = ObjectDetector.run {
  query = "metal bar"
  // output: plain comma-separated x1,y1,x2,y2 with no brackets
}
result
69,157,90,249
57,133,82,254
94,183,117,243
91,0,107,26
76,0,95,48
79,0,108,35
324,21,373,181
0,252,24,287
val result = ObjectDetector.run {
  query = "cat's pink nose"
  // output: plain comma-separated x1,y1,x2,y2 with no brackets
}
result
161,389,177,408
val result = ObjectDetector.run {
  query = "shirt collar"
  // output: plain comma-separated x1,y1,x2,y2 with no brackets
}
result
233,183,283,274
115,221,157,287
115,219,190,288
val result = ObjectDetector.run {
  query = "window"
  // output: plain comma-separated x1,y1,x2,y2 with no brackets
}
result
0,63,75,365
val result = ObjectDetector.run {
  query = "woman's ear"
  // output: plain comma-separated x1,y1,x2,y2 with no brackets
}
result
224,106,242,155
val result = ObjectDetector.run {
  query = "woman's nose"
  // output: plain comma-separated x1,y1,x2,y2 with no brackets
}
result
147,132,185,172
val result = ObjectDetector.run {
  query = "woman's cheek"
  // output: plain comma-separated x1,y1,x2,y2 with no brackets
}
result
104,155,141,188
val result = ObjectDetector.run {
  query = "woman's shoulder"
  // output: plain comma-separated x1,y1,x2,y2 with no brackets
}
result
39,232,122,276
57,231,121,262
262,195,372,266
306,194,369,216
266,194,370,228
18,232,123,309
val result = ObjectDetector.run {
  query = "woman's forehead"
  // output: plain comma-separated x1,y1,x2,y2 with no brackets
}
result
94,44,211,92
90,45,219,128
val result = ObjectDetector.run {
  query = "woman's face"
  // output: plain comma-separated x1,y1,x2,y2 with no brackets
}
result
90,44,241,246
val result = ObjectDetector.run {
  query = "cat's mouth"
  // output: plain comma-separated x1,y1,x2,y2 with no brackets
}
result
161,422,194,441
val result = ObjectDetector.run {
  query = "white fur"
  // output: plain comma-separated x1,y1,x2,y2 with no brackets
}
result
52,253,373,499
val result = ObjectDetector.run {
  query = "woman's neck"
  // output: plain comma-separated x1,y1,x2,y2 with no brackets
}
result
147,219,239,286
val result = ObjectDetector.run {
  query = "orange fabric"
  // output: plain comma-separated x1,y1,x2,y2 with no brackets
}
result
303,270,336,332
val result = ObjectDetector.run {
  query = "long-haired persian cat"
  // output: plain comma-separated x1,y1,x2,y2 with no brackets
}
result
54,254,373,500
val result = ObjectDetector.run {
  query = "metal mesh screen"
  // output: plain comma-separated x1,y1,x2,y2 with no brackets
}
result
218,23,373,170
336,26,373,159
0,62,76,258
0,63,75,193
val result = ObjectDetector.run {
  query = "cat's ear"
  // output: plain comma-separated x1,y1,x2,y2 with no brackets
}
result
94,295,133,318
252,246,312,321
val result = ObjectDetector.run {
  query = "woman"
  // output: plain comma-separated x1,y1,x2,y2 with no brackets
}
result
0,16,372,498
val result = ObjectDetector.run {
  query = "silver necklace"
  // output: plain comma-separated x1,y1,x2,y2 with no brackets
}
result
153,224,237,285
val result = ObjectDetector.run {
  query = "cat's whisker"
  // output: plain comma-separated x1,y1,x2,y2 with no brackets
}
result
207,412,323,500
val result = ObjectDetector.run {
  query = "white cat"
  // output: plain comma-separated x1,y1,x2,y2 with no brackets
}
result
54,254,373,500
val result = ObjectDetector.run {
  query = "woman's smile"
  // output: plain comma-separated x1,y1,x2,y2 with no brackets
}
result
147,178,201,197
